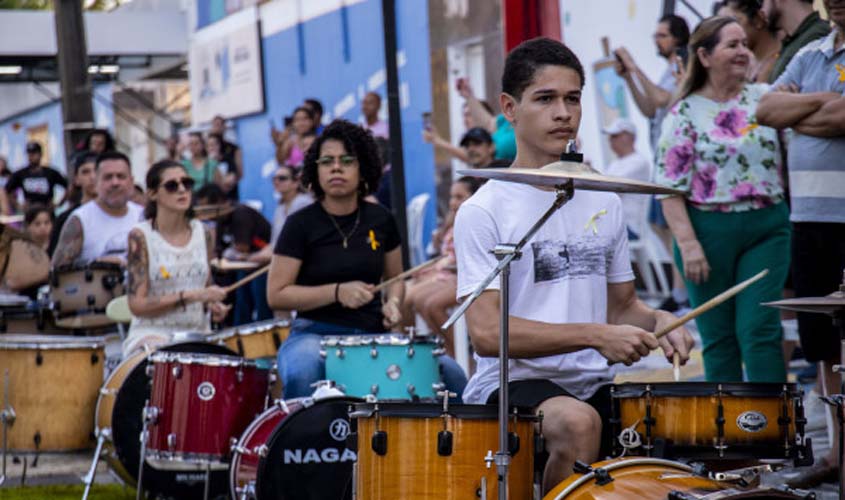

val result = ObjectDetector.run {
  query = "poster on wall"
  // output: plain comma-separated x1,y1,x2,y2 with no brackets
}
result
592,43,630,166
189,6,264,125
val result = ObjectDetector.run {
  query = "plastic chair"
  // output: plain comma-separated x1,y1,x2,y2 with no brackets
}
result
628,208,671,299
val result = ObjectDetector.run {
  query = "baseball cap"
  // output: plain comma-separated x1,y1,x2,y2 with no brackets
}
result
25,141,42,153
460,127,493,146
601,118,637,136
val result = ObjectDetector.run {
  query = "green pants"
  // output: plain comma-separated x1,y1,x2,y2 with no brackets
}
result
673,202,790,383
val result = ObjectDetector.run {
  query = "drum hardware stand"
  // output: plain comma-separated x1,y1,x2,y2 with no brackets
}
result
136,400,155,500
202,461,211,500
443,168,576,500
81,428,109,500
820,394,845,500
1,369,14,487
714,384,727,458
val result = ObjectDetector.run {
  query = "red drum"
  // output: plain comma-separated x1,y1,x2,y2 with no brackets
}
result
144,351,270,471
229,398,307,499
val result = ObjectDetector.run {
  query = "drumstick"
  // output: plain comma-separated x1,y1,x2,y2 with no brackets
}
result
655,269,769,340
223,265,271,294
672,352,681,382
372,255,447,292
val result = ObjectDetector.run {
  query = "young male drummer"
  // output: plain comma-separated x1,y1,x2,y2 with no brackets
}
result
453,38,694,493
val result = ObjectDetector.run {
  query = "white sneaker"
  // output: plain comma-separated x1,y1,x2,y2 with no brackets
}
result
803,390,827,433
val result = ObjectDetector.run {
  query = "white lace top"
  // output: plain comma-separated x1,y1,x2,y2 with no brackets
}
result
125,219,210,355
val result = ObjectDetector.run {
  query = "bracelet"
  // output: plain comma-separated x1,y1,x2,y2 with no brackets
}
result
178,291,186,311
335,283,341,304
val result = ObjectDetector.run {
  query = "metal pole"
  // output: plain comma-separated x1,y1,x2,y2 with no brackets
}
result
380,0,410,269
496,258,511,500
54,0,95,162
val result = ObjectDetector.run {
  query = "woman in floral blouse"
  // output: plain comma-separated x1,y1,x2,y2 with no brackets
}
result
656,16,790,382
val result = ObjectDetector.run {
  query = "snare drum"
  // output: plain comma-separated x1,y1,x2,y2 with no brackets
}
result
352,402,536,500
210,319,290,358
322,334,444,400
254,396,360,500
145,351,271,471
610,382,809,462
0,334,105,451
543,457,812,499
50,262,125,329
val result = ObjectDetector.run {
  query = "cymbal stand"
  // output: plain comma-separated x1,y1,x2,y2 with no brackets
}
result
81,428,109,500
832,272,845,500
1,369,14,487
443,180,574,500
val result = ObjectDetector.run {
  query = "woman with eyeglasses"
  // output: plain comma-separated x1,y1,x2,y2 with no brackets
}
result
267,120,467,399
123,160,231,356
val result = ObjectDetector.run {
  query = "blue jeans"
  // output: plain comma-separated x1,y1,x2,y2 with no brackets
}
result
234,272,273,326
277,318,468,399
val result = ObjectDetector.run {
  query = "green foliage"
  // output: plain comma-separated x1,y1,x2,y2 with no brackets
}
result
0,0,51,9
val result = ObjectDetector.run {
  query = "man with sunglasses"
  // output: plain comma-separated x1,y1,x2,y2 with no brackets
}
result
52,151,143,267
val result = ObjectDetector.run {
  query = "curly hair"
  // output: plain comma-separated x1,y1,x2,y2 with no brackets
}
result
301,119,383,200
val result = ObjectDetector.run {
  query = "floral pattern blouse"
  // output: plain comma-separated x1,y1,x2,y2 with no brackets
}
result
655,83,784,212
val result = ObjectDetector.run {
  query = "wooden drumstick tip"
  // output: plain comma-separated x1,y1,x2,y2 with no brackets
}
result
672,352,681,382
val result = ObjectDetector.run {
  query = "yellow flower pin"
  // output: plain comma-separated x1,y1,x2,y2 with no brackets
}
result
368,229,381,251
739,123,758,136
159,265,171,279
836,64,845,83
584,209,608,235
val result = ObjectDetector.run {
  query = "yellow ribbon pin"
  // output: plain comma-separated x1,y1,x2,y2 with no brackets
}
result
739,122,758,136
584,209,608,235
368,229,381,251
159,265,171,279
836,64,845,83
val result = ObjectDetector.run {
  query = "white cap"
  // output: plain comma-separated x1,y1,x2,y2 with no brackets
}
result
602,117,637,136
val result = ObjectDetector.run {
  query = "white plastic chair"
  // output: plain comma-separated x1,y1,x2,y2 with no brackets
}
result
406,193,430,267
628,205,671,299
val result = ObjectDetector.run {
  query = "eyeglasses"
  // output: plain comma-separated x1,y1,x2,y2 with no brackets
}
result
161,177,196,193
316,155,357,168
274,175,292,182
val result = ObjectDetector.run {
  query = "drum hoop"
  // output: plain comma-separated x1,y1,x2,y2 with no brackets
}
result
145,450,229,471
321,333,441,348
350,402,537,420
0,334,105,350
611,382,801,398
52,262,125,274
148,350,265,368
548,458,694,500
95,350,147,436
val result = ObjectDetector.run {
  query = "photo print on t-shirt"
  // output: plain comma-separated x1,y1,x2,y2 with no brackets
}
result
531,236,614,283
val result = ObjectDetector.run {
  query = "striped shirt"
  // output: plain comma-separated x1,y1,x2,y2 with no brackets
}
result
772,31,845,223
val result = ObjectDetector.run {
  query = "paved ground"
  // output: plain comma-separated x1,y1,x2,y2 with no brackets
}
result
1,317,841,498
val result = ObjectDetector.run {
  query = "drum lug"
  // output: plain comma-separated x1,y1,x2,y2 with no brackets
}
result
406,346,415,358
143,405,160,425
35,351,43,366
87,295,96,307
643,385,655,454
319,349,327,359
171,365,182,379
794,436,814,467
508,432,520,456
594,466,613,486
370,347,378,358
437,430,453,456
406,384,416,397
145,364,155,378
371,430,387,455
90,353,99,366
336,348,345,359
370,384,379,396
715,384,727,457
573,460,592,474
167,433,176,451
84,269,93,282
236,368,244,383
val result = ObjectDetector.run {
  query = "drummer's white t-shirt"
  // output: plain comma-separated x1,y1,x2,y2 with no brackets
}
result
454,180,634,404
71,200,144,264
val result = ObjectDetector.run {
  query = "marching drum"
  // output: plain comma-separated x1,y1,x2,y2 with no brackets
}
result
542,457,813,499
144,351,271,471
610,382,811,463
253,396,360,500
94,339,234,499
50,262,125,329
352,402,537,500
209,318,290,359
0,334,105,451
322,334,444,400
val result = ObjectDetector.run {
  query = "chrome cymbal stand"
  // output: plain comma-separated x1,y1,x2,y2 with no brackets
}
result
81,427,109,500
443,179,575,500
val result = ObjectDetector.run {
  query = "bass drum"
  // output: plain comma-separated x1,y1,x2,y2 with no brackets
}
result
543,457,814,500
255,396,360,500
96,340,234,500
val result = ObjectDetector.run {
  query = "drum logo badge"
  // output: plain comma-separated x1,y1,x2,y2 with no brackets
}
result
736,411,767,433
197,381,216,401
329,419,350,441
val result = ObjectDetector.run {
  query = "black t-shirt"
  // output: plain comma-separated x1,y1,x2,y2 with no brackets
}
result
7,165,68,206
275,202,401,332
216,204,271,254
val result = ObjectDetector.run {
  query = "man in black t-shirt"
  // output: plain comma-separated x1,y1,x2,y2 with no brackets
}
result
196,184,272,325
5,142,68,210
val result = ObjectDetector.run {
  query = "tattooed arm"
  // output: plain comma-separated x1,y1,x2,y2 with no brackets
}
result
51,215,83,268
127,228,180,317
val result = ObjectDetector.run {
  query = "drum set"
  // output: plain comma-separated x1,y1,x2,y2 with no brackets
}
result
0,150,839,500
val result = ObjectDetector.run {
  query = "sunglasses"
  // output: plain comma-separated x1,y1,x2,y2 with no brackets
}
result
161,177,196,193
274,175,292,182
316,155,357,167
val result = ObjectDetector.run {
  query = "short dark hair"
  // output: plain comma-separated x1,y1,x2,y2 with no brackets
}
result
73,151,100,172
502,37,585,100
84,128,115,152
195,183,226,205
301,120,383,200
659,14,691,47
304,98,324,117
292,106,317,137
95,151,131,171
144,160,194,220
24,204,52,226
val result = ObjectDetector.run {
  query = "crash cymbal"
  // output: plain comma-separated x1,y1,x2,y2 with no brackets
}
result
763,292,845,315
194,203,235,220
459,161,684,195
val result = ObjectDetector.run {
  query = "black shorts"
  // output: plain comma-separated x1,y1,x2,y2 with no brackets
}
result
791,222,845,363
487,379,613,458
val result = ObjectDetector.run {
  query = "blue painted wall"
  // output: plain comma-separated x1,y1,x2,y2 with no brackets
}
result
0,85,115,175
233,0,437,251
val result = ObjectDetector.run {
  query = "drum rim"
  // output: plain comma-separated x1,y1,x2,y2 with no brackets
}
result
611,381,802,397
52,261,125,273
546,457,694,500
0,333,106,349
321,333,442,347
145,449,229,471
148,350,267,368
350,402,537,419
210,319,290,340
